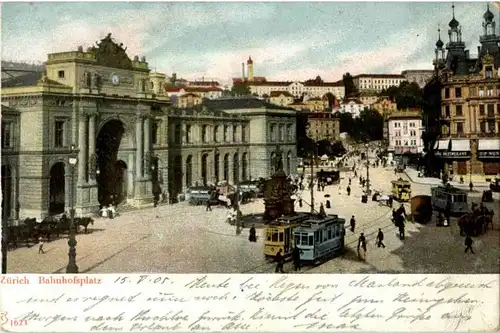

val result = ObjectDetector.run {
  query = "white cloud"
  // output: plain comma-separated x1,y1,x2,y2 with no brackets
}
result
2,4,272,62
170,31,338,82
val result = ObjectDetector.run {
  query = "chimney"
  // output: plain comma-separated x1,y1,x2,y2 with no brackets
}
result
242,62,245,80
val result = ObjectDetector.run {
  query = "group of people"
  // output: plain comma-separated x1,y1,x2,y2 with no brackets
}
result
99,204,117,219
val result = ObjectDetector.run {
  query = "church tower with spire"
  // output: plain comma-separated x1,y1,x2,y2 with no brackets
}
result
445,4,468,75
433,27,446,72
247,56,254,81
476,4,500,71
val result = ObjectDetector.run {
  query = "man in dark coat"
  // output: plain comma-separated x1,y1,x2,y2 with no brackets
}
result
464,235,474,254
350,215,356,232
376,228,385,248
397,215,405,240
347,185,351,196
248,224,257,242
357,233,367,254
275,249,285,273
292,246,303,271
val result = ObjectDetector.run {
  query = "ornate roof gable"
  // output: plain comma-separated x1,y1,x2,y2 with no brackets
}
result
88,33,133,70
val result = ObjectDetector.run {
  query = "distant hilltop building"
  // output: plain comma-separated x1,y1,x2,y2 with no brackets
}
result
232,57,345,100
352,70,434,93
232,56,267,84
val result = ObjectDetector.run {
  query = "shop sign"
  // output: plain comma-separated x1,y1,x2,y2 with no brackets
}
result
434,150,471,158
478,151,500,158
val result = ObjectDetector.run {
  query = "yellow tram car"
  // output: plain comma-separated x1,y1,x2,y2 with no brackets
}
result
264,213,310,259
391,178,412,202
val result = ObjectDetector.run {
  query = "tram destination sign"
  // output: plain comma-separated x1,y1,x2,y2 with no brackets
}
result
479,150,500,158
434,150,471,158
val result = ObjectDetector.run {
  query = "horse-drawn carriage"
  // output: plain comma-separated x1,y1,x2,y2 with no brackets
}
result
457,205,494,236
5,215,94,250
316,170,340,185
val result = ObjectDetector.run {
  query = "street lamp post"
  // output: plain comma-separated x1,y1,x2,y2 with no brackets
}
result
66,144,79,274
310,143,319,213
365,143,371,196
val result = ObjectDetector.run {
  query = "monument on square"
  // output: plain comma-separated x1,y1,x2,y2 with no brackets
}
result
263,145,296,221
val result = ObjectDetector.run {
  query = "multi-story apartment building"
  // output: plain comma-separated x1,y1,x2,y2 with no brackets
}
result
0,34,298,222
249,80,345,100
269,91,294,106
432,5,500,181
387,110,424,163
305,112,340,142
352,74,405,93
334,98,365,118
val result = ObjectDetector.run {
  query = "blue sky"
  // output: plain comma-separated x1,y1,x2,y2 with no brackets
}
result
1,2,496,84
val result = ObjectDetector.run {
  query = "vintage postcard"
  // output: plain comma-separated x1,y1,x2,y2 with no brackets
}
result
1,1,499,332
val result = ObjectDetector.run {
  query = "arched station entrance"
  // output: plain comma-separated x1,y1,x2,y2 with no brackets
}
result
96,120,126,206
49,162,65,215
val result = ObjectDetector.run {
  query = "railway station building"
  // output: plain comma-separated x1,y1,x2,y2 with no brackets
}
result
1,34,298,222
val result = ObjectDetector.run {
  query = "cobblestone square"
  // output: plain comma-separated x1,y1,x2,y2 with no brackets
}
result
7,167,500,274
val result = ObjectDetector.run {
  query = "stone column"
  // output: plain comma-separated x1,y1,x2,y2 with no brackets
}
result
77,114,88,184
88,115,96,182
228,153,234,185
136,116,143,179
128,154,135,199
143,117,151,177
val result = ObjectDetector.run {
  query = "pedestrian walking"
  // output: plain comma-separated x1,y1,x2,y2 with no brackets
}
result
38,237,45,254
205,199,212,211
397,215,405,240
357,233,367,257
338,186,342,195
348,178,351,186
248,224,257,242
350,215,356,232
299,198,303,208
376,228,385,248
322,184,325,191
464,235,474,253
275,249,285,273
346,185,351,196
354,170,357,177
292,246,303,271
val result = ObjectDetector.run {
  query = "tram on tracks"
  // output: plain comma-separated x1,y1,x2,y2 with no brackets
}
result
263,213,311,259
293,214,346,264
431,184,468,216
391,178,412,202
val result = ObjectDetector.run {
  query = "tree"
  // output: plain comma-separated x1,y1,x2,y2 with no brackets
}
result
323,92,336,108
380,81,424,109
358,108,384,141
231,83,250,96
342,72,358,97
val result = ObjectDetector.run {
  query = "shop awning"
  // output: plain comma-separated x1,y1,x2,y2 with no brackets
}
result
478,139,500,151
478,139,500,159
451,140,470,152
435,139,450,150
